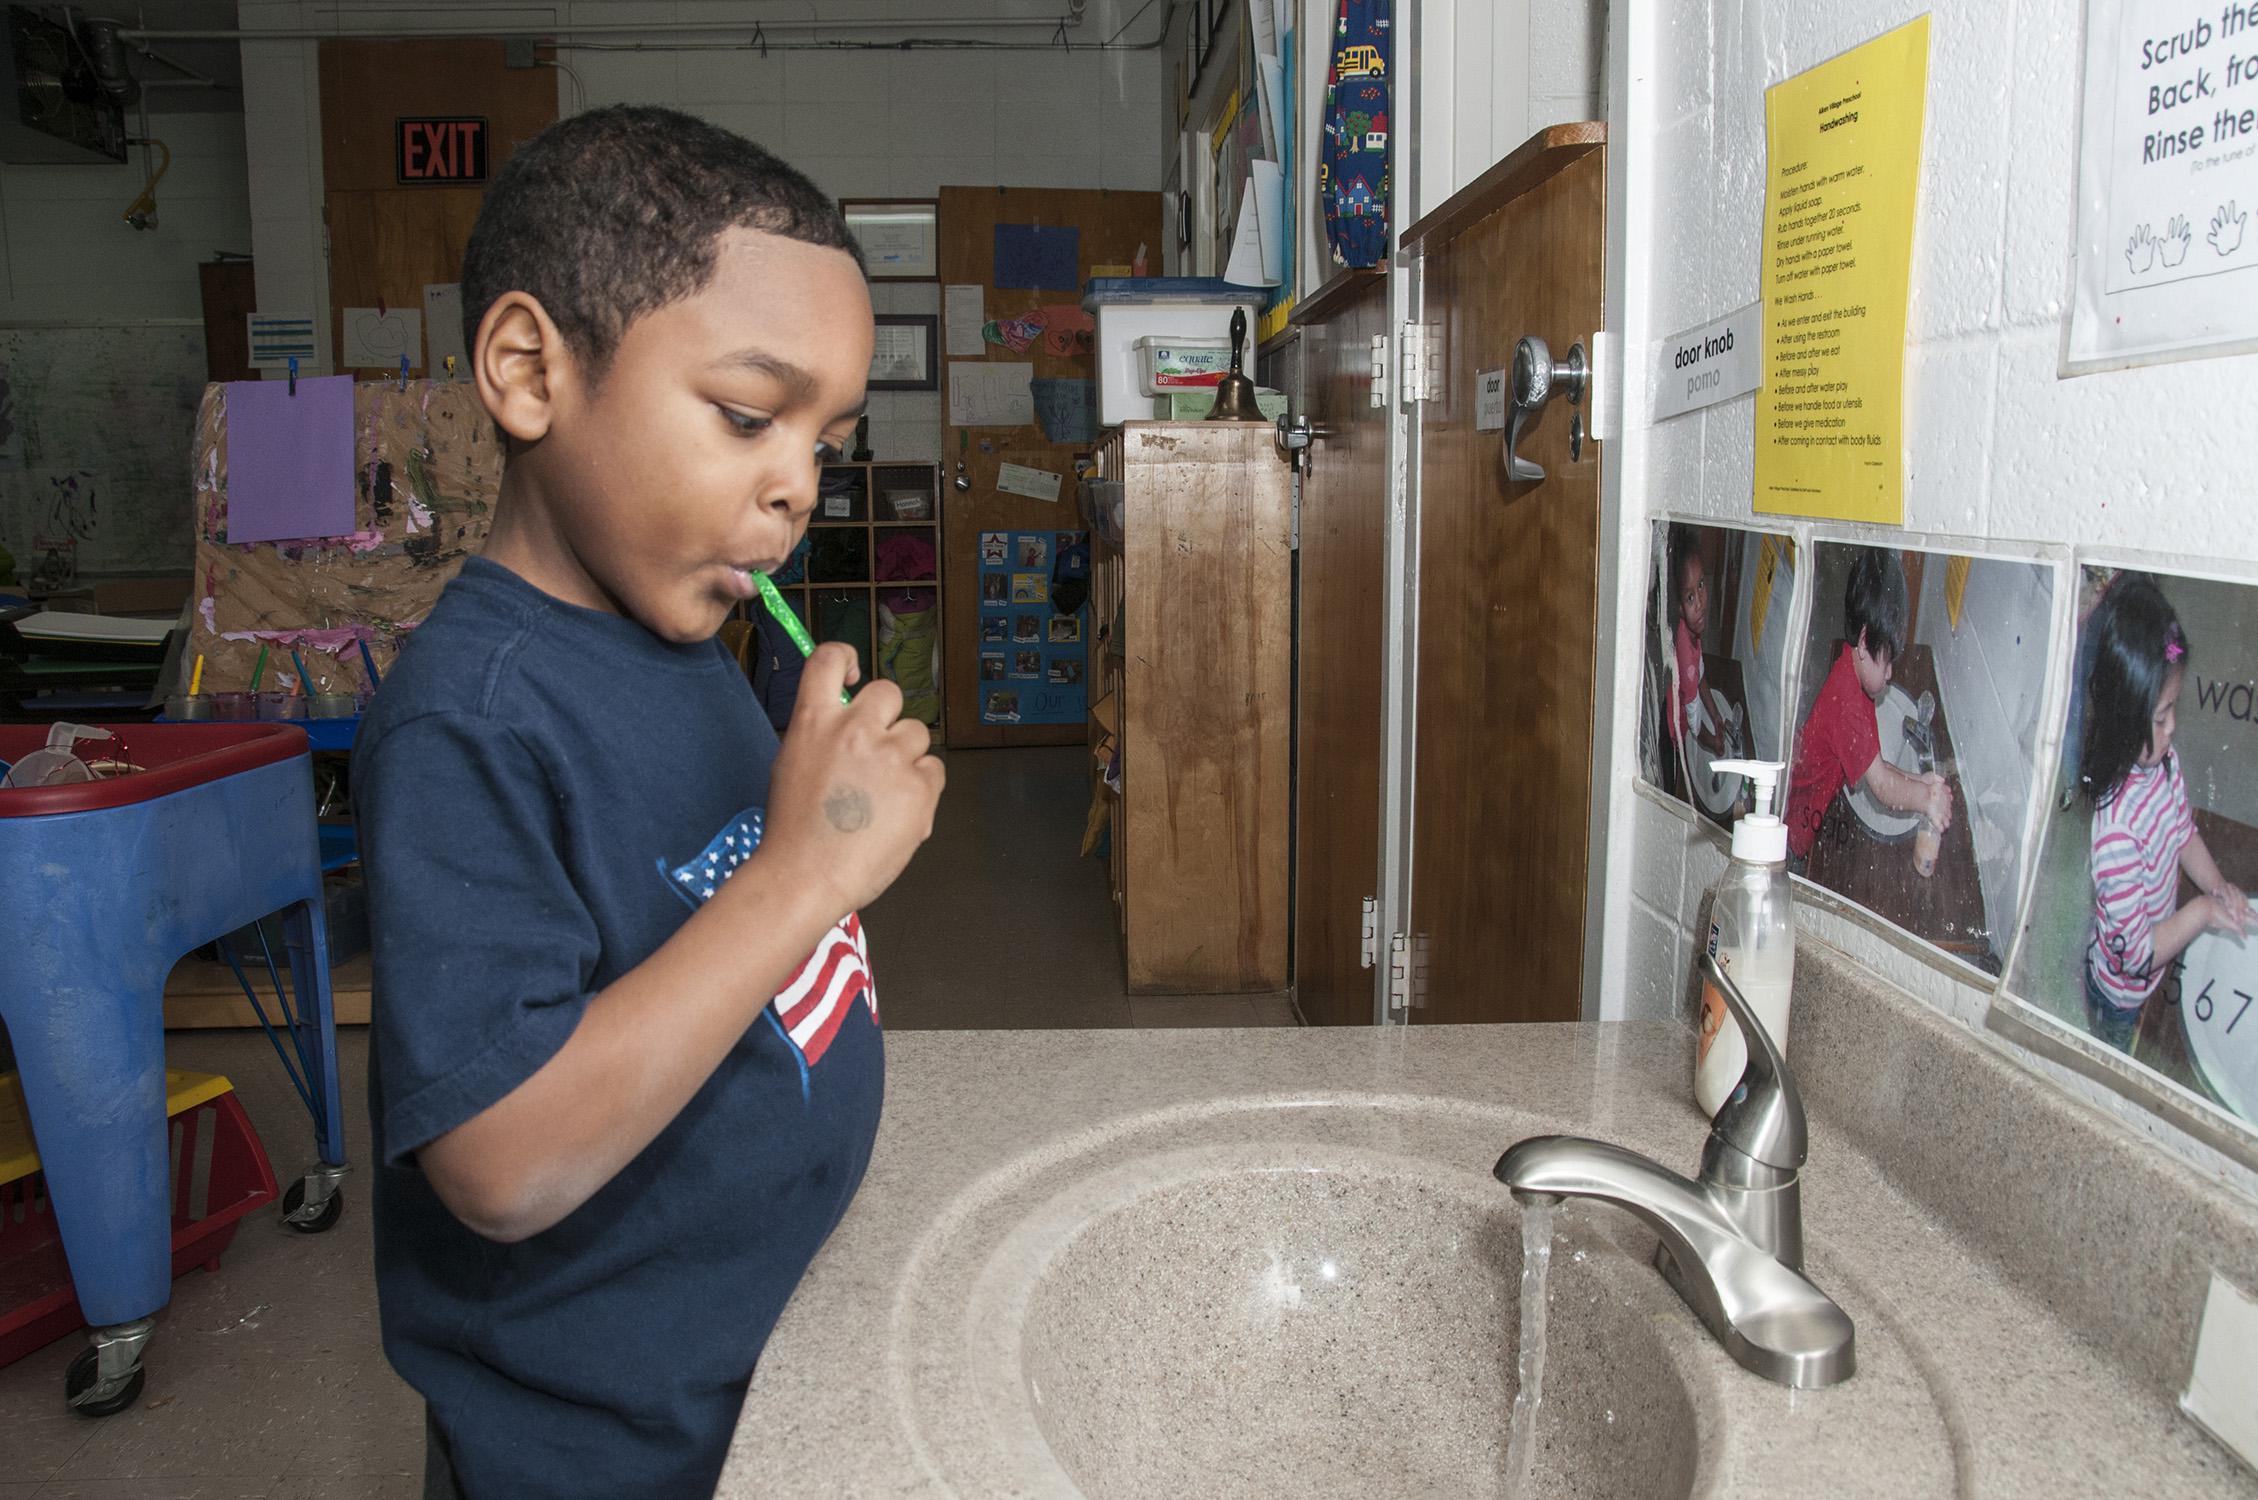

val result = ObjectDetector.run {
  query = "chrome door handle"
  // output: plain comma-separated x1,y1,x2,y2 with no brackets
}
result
1276,412,1329,473
1505,336,1587,482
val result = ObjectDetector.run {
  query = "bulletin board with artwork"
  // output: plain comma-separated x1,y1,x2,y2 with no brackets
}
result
973,528,1090,726
937,184,1162,747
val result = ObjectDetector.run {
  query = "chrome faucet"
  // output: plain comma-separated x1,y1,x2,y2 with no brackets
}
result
1495,953,1856,1389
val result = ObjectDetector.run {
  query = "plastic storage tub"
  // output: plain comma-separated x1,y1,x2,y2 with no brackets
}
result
0,1071,279,1367
1083,277,1265,428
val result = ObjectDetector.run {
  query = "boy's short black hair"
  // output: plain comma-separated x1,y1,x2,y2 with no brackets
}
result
459,105,862,378
1844,547,1909,664
2078,574,2187,806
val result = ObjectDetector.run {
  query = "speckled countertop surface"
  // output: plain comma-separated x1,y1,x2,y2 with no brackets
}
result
719,948,2258,1498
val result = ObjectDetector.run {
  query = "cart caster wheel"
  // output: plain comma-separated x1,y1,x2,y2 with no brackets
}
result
65,1345,144,1417
282,1177,344,1234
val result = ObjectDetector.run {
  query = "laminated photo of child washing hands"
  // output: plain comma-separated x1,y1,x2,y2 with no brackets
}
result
1786,541,2056,978
1639,520,1797,833
2007,564,2258,1128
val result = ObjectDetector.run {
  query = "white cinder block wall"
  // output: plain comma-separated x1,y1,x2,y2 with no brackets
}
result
1600,0,2258,1180
238,2,1164,462
0,113,251,321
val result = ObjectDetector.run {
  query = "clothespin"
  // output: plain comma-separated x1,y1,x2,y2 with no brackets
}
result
398,355,410,390
444,355,456,381
287,355,298,396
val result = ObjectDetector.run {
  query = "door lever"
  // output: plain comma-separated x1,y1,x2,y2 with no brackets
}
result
1505,336,1587,482
1276,412,1326,473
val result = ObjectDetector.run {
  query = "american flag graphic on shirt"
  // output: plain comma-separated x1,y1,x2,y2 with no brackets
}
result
659,807,878,1073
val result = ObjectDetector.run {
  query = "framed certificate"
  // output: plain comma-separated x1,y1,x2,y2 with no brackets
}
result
841,199,938,281
869,314,938,391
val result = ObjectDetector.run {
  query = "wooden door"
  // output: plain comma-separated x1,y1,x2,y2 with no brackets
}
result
937,185,1162,748
1402,126,1607,1025
319,41,556,377
1290,269,1391,1025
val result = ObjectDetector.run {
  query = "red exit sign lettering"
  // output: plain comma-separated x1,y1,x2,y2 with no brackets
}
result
395,117,488,184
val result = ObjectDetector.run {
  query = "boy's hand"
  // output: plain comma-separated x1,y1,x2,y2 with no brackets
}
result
761,643,944,916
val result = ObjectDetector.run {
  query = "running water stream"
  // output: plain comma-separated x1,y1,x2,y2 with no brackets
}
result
1501,1200,1556,1500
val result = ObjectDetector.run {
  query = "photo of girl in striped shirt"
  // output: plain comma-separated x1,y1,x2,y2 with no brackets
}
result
2080,576,2254,1051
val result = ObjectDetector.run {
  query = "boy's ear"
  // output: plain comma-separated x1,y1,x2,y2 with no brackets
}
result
473,291,571,444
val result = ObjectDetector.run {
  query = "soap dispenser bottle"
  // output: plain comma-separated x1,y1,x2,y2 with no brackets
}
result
1694,759,1795,1117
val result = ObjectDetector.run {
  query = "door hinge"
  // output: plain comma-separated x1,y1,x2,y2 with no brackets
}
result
1387,932,1410,1013
1368,332,1389,408
1359,896,1379,969
1399,322,1443,405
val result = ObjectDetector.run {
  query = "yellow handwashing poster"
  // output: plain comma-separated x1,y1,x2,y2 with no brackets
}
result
1754,16,1930,524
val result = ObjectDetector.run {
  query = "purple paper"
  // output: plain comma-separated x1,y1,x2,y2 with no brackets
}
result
225,375,357,544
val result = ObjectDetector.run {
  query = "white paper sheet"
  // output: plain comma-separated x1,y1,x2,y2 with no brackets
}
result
995,462,1063,503
423,284,468,378
340,307,424,371
945,284,988,355
948,361,1034,427
1223,161,1287,287
246,312,318,370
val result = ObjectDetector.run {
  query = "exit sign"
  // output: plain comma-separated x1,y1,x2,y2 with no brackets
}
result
395,117,488,184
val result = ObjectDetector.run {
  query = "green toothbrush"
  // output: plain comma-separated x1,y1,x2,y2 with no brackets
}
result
753,570,850,704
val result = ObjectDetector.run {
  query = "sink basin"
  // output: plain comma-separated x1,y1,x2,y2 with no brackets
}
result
886,1097,1962,1499
1013,1155,1696,1499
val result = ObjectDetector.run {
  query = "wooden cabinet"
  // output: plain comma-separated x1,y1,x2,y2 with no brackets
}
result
756,461,945,729
1090,422,1292,994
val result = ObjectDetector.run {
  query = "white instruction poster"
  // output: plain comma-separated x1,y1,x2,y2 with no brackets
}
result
2067,0,2258,370
945,284,987,355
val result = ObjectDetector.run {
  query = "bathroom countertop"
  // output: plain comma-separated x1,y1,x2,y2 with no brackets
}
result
720,976,2258,1496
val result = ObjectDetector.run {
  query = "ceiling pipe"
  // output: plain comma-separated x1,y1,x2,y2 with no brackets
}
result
118,12,1087,43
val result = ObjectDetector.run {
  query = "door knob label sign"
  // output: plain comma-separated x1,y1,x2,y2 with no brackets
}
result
1653,303,1762,422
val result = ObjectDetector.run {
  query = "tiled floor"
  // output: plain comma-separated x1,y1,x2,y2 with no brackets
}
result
0,747,1294,1493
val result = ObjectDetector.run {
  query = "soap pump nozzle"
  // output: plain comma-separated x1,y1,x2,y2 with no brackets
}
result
1710,758,1788,863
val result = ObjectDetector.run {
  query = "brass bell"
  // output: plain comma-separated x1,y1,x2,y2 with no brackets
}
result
1206,307,1260,421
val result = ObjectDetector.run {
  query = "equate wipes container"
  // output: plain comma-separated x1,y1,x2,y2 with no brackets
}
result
1134,336,1231,392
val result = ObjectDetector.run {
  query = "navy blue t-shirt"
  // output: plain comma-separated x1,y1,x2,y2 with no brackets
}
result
354,559,883,1499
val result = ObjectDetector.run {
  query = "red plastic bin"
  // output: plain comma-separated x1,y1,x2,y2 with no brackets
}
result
0,1072,280,1367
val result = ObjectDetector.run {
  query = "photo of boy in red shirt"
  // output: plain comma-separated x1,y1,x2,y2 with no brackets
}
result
1785,548,1953,861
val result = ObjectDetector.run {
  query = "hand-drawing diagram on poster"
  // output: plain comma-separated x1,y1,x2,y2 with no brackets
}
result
2007,563,2258,1130
2067,0,2258,369
1788,541,2057,977
1640,520,1798,835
